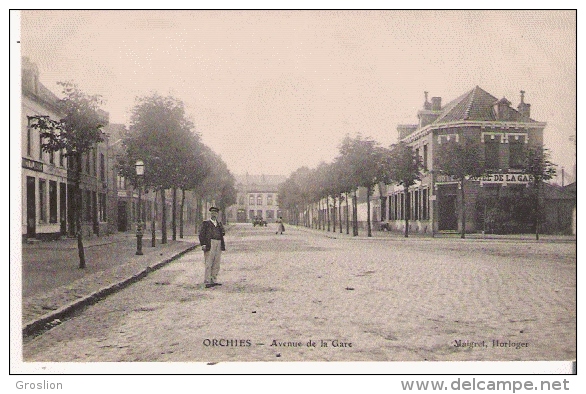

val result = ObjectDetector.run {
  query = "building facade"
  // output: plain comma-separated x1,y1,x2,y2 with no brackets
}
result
21,58,68,240
226,174,287,223
384,86,547,235
21,57,115,240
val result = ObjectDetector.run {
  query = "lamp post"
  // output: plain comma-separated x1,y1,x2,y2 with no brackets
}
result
135,160,144,255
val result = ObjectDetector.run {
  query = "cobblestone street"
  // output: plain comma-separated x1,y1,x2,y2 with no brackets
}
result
22,224,576,364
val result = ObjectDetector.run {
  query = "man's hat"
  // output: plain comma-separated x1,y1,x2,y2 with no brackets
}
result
209,207,220,212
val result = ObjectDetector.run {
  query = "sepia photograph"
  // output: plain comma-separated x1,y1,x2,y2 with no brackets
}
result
10,8,576,377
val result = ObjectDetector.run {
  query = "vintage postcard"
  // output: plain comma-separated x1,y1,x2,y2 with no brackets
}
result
11,9,576,379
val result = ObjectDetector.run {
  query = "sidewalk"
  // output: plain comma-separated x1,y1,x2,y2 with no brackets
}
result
21,230,200,337
293,225,576,243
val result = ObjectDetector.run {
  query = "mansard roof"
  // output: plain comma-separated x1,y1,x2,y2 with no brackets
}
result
433,86,536,124
235,174,287,187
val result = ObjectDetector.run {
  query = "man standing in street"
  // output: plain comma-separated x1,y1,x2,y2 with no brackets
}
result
198,207,225,288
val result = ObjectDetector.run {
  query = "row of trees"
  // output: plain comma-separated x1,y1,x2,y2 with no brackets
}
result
118,92,236,245
31,83,236,269
278,134,556,240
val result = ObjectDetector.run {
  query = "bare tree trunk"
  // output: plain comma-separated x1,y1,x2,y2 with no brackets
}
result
332,196,337,233
75,153,86,269
460,179,466,239
317,200,321,230
172,187,177,241
161,189,167,244
346,192,350,235
404,186,410,238
367,187,372,237
194,194,200,235
339,194,343,234
353,190,358,236
180,189,185,238
326,196,330,232
151,189,157,247
535,182,540,240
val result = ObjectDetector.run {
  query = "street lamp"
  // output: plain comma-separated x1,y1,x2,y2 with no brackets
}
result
135,159,144,255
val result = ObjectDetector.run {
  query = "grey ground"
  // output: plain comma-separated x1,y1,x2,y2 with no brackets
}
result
22,224,576,363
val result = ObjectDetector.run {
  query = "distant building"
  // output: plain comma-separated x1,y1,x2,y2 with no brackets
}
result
226,174,287,223
543,182,576,235
384,86,547,235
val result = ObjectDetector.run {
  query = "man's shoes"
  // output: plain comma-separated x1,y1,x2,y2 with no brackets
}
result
212,282,222,287
205,283,215,288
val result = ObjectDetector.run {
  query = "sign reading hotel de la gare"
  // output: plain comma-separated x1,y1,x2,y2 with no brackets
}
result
436,173,534,185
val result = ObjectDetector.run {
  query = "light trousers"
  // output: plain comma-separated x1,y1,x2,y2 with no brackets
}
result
204,239,222,284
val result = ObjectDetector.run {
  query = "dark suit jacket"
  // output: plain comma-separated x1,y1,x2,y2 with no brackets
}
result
198,220,226,251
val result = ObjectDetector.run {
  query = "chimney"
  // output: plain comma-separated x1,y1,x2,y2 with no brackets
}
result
397,124,418,140
21,57,40,96
431,97,442,111
423,91,431,110
493,97,511,120
517,90,531,119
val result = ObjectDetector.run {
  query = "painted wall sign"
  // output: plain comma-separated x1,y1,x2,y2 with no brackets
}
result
469,173,534,184
435,173,534,185
22,158,43,172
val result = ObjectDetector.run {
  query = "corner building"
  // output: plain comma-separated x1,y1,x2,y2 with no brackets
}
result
21,57,115,240
385,86,546,235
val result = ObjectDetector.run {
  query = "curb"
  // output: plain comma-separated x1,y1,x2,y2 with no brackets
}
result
22,244,198,339
293,226,575,244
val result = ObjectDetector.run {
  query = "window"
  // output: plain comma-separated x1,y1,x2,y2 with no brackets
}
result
49,150,54,164
249,194,255,205
99,193,107,222
49,181,57,223
267,194,273,205
92,192,97,222
422,189,428,220
484,136,500,170
257,195,263,205
59,149,64,167
118,176,126,190
27,118,32,156
39,179,46,223
239,196,245,205
266,210,274,219
381,196,387,221
423,144,428,171
85,152,90,174
39,133,43,161
68,153,75,170
249,210,254,219
93,149,97,176
100,153,105,181
85,190,92,221
257,210,263,218
414,190,420,220
509,137,525,169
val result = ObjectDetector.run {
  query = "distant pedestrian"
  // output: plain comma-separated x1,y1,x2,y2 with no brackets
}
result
275,216,285,235
198,207,225,288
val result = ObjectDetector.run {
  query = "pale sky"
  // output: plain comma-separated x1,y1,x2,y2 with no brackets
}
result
18,10,576,182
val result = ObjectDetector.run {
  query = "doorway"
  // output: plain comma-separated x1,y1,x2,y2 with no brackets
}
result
60,182,67,235
118,200,128,231
26,176,36,238
438,194,458,231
